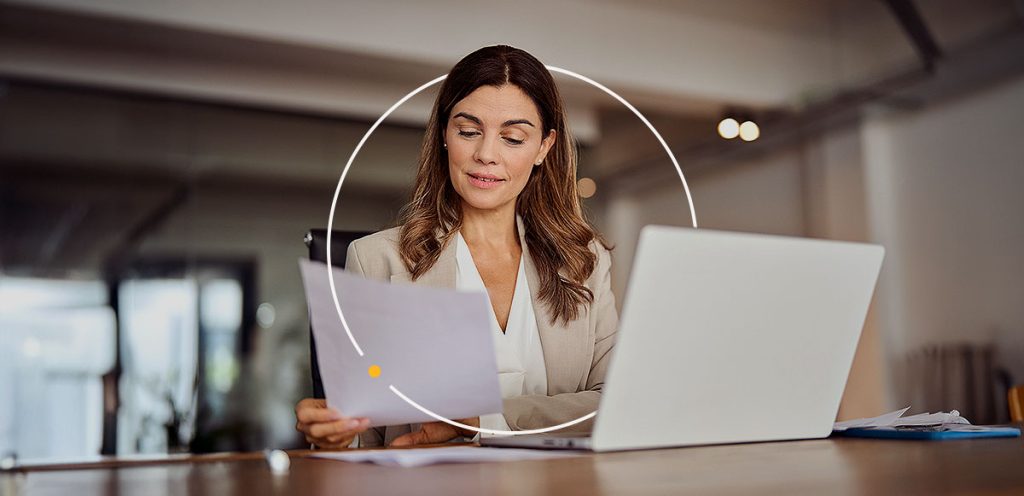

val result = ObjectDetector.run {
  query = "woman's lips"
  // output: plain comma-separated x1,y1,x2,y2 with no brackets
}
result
467,172,506,189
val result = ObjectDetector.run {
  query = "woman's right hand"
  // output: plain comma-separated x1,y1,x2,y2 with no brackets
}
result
294,398,371,449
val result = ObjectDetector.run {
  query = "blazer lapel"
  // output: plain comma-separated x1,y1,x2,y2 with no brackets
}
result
519,216,590,395
389,236,457,289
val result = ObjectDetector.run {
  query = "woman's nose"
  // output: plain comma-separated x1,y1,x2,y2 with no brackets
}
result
473,135,499,165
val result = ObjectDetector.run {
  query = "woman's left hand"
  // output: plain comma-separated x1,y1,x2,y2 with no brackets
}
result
389,417,480,447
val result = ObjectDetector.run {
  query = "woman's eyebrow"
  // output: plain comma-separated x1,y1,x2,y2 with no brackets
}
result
453,112,535,128
502,118,536,128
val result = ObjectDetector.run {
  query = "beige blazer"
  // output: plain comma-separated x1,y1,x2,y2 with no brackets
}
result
344,217,619,447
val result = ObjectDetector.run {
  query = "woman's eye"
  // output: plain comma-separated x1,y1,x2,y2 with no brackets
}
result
457,130,523,145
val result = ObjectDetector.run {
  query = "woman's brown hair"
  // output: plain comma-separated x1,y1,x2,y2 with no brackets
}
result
397,44,609,325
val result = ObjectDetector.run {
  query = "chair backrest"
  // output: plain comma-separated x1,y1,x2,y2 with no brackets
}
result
1010,385,1024,423
304,229,372,399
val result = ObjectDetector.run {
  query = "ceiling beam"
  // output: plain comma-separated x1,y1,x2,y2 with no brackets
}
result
883,0,943,72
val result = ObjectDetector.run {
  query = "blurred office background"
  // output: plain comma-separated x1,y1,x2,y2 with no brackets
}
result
1,0,1023,460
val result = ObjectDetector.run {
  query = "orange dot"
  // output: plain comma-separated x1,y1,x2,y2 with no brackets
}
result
577,177,597,198
368,365,381,378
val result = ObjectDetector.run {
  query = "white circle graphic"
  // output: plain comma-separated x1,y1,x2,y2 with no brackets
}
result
325,66,698,436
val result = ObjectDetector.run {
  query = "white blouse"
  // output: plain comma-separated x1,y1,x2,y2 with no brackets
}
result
455,231,548,436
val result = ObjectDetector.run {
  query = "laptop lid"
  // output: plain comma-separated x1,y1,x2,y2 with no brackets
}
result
591,226,884,452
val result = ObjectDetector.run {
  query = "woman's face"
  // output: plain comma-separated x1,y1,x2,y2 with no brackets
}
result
445,84,556,215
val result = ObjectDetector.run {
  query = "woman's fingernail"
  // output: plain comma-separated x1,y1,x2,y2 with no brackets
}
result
347,419,361,429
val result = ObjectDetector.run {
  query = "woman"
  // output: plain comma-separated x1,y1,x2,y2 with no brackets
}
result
295,45,618,448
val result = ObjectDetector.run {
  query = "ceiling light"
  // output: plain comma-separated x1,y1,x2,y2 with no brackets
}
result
717,118,740,139
739,120,760,142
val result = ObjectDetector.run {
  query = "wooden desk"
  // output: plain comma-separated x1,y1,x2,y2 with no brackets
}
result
5,435,1024,495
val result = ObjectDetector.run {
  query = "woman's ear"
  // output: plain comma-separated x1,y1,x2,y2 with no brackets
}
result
535,129,557,166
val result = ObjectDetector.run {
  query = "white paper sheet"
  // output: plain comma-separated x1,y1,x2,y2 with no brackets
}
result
833,406,970,431
833,407,911,431
893,410,970,426
299,260,503,427
311,446,581,467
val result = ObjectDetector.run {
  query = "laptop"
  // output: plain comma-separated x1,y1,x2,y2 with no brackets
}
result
482,225,884,452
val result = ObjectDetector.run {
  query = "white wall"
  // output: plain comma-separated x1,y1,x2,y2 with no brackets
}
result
863,75,1024,399
602,73,1024,417
601,131,896,419
597,116,896,420
802,127,889,418
603,149,808,310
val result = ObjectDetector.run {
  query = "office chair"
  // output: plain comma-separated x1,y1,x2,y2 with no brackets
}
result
304,229,372,399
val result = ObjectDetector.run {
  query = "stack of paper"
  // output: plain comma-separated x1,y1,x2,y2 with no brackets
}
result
833,407,1021,440
833,407,970,431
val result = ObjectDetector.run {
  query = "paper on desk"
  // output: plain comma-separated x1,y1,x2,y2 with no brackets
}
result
299,260,503,427
833,406,971,431
311,446,580,468
894,411,970,426
833,407,910,431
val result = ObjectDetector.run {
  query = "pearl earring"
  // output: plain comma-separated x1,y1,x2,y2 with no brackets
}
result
443,142,447,148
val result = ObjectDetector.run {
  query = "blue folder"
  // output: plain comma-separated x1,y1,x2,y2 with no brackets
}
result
836,425,1021,440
